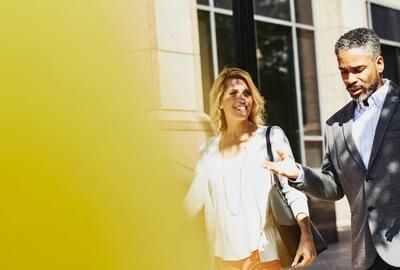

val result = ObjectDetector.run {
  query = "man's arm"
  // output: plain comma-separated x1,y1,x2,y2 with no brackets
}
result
264,128,344,201
293,151,344,201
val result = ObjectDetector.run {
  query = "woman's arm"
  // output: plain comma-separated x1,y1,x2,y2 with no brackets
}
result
183,142,207,218
269,126,309,216
269,126,316,267
291,213,317,268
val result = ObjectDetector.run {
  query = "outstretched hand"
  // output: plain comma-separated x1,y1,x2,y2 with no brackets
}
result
263,149,300,180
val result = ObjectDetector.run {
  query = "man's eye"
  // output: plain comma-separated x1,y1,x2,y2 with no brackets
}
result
355,67,365,73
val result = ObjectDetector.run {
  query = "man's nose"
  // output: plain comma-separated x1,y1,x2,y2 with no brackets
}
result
347,72,358,84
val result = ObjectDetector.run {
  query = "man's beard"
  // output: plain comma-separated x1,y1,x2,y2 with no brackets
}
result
351,77,379,103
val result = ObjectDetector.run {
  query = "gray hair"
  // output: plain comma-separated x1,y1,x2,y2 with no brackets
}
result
335,28,381,58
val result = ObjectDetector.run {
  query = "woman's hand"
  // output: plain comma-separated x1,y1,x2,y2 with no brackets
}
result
291,213,317,268
291,234,316,268
263,149,300,180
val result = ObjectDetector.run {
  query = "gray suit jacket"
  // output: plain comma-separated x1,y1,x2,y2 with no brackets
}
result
292,81,400,270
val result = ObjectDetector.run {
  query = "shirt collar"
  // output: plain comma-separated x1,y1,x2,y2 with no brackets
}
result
356,79,389,113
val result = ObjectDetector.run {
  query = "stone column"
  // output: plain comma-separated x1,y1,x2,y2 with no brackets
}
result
313,0,368,233
133,0,212,180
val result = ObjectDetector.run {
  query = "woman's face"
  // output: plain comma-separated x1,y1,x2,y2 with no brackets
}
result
219,78,253,123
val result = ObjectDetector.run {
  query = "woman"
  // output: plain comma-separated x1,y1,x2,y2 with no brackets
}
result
184,67,316,270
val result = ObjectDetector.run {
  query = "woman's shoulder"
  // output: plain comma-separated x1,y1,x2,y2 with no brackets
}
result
256,125,284,136
258,125,289,146
259,124,284,131
206,134,220,145
257,125,268,130
260,125,286,136
198,134,220,152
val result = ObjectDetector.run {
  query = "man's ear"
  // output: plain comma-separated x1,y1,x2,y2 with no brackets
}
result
376,55,384,74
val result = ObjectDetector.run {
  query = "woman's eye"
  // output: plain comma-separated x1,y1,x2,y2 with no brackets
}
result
229,91,237,96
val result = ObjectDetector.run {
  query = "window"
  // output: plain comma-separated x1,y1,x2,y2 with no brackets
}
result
197,0,322,166
198,10,214,114
256,22,300,157
214,0,232,10
254,0,291,21
215,14,235,70
369,2,400,85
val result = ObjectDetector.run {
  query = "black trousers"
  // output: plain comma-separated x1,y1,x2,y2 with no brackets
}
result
367,254,400,270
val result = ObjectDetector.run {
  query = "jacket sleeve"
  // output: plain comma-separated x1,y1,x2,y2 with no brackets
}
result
290,124,344,201
183,142,208,218
270,126,309,217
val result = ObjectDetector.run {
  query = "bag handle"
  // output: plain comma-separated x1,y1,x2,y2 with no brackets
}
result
265,126,283,191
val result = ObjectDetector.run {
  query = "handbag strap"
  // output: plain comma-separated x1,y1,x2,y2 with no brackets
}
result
265,126,283,191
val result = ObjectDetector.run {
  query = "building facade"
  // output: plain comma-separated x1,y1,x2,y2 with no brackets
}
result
139,0,400,237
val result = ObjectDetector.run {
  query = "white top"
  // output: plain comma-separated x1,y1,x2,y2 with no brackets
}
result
352,79,389,167
215,143,264,260
184,126,309,262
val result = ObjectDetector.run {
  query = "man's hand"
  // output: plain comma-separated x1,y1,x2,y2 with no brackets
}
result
262,149,300,180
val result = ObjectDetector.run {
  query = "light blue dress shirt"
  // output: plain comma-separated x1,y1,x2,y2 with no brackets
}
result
352,79,389,167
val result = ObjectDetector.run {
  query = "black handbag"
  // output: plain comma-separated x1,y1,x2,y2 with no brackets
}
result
265,126,327,263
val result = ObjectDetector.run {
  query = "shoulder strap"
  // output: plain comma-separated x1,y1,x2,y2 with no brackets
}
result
265,126,283,191
265,126,273,161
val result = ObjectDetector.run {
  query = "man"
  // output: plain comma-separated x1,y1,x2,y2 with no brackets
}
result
265,28,400,270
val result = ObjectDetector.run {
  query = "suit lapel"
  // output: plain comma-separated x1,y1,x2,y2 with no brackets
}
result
341,101,367,173
367,82,400,170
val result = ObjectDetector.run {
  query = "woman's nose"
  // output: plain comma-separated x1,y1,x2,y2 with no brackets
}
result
237,93,246,101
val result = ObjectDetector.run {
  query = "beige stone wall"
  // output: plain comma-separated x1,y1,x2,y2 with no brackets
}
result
313,0,367,123
313,0,371,230
370,0,400,9
140,0,213,183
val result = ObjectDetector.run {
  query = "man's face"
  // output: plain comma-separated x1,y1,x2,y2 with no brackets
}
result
337,47,384,102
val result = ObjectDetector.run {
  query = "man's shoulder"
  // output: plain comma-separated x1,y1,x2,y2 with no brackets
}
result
388,79,400,93
325,100,354,127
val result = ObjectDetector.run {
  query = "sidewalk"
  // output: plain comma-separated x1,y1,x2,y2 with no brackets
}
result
302,230,352,270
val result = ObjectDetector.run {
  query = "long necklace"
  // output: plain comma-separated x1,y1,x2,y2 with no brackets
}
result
221,145,247,216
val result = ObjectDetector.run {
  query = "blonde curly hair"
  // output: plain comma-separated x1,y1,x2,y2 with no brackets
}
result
209,67,266,132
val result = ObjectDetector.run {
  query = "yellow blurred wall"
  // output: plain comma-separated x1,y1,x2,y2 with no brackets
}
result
0,0,209,269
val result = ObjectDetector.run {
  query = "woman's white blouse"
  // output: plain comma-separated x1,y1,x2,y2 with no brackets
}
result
214,148,264,260
184,126,309,262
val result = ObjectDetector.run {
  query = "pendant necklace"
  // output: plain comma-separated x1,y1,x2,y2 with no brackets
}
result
221,144,247,216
